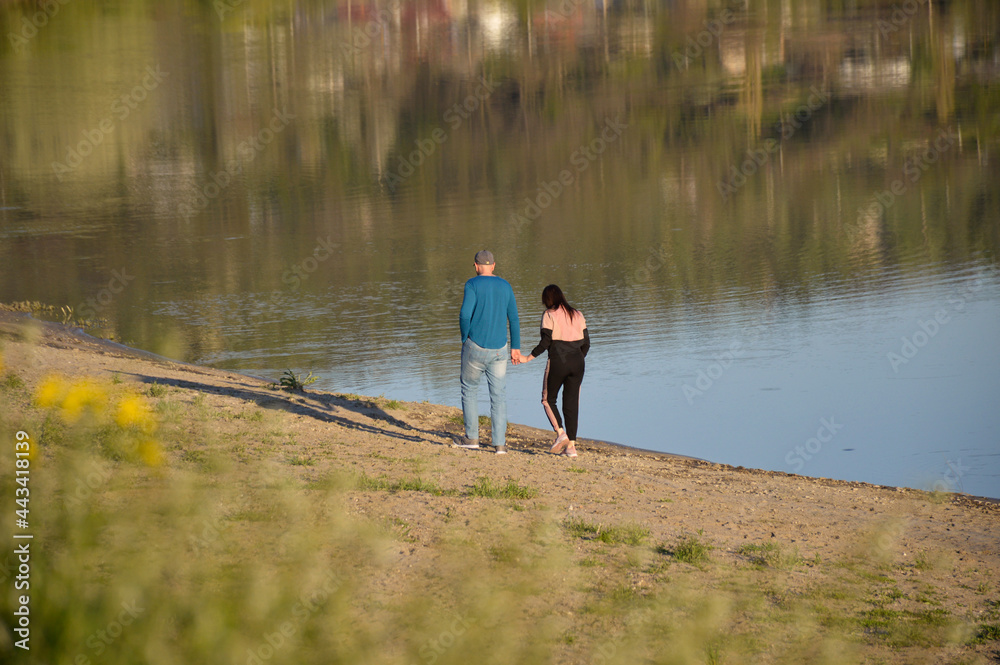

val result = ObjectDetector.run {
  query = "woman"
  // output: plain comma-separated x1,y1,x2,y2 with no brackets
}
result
519,284,590,457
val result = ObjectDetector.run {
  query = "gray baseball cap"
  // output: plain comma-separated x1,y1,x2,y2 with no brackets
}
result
474,250,495,265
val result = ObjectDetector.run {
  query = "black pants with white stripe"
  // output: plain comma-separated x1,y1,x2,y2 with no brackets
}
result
541,352,585,441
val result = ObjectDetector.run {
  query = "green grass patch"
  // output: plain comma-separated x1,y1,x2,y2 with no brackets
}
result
146,381,168,397
487,543,522,564
644,559,671,575
660,533,713,566
356,473,453,496
609,583,645,603
2,373,25,390
970,623,1000,644
563,517,650,545
911,550,934,570
468,476,537,500
384,517,417,542
859,606,961,648
738,541,805,568
565,518,599,539
926,490,950,504
155,398,183,422
231,408,265,421
378,396,404,410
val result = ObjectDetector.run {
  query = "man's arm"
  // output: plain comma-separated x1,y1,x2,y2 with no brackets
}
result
459,281,475,343
506,286,521,350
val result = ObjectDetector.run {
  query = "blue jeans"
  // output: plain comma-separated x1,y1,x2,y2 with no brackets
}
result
460,338,508,448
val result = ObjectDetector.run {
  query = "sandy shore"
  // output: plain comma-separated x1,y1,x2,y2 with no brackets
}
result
2,310,999,663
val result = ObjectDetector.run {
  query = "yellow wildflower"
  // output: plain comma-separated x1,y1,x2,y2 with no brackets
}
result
115,395,157,433
60,381,108,424
34,375,68,409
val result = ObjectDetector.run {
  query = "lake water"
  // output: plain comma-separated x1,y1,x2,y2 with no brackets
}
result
1,0,998,497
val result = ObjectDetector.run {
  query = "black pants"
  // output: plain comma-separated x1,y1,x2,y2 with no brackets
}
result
541,353,585,441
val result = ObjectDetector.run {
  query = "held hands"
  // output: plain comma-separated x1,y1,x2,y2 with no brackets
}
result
511,350,533,366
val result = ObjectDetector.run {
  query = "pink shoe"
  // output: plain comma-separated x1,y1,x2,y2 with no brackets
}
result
563,442,578,458
550,432,569,454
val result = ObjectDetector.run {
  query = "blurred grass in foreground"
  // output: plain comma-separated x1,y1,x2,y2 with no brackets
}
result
0,368,993,664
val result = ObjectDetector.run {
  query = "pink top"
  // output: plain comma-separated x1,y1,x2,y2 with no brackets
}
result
541,307,587,341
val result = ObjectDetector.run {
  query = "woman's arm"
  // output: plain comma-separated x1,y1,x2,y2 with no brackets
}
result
529,327,553,360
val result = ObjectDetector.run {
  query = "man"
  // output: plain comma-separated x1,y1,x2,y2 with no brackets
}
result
455,250,521,455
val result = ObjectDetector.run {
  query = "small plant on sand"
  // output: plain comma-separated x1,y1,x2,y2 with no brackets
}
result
469,477,537,500
609,583,643,602
377,394,404,410
2,373,25,390
738,541,804,569
386,517,417,543
565,517,600,539
276,369,319,392
970,623,1000,644
603,523,650,545
356,472,453,496
661,532,713,566
563,518,650,545
912,550,935,571
927,489,950,504
146,381,168,397
245,409,265,422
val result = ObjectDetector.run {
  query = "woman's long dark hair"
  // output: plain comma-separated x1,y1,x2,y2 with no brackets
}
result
541,284,578,320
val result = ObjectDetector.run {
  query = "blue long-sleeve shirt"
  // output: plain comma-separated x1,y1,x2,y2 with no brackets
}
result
459,275,520,350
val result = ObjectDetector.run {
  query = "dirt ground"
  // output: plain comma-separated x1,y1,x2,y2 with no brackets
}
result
3,310,999,663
